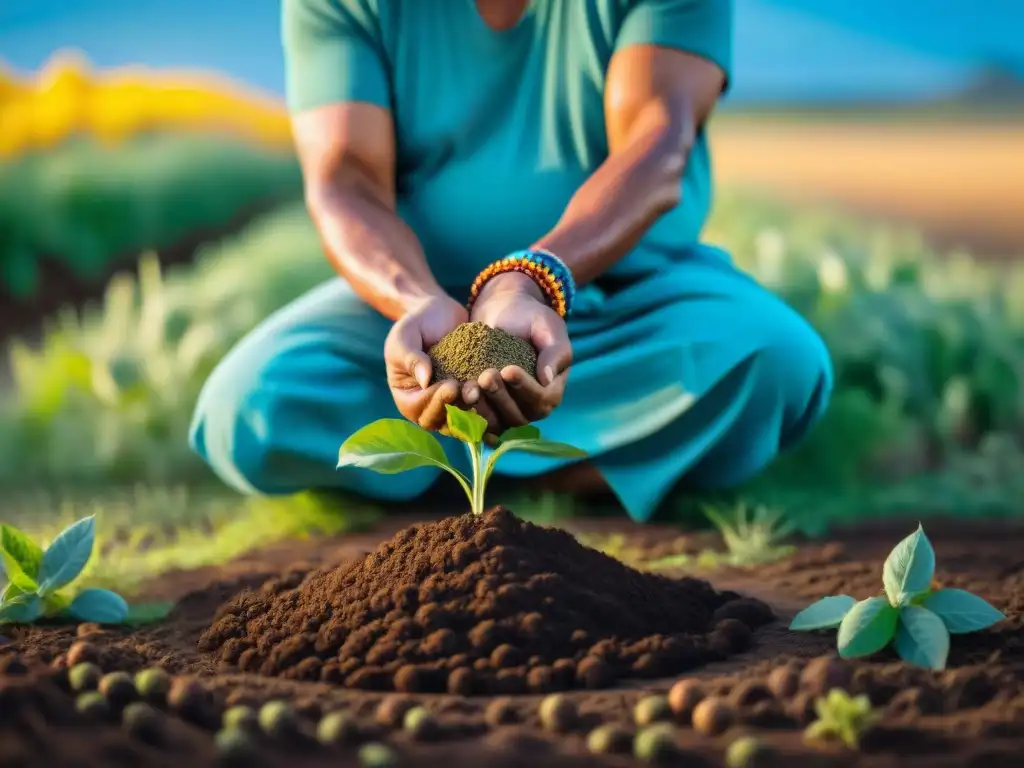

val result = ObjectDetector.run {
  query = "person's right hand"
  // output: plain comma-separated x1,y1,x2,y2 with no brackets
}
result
384,294,470,432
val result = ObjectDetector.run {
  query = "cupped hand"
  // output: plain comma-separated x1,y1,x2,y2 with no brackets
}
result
468,272,573,429
385,293,501,433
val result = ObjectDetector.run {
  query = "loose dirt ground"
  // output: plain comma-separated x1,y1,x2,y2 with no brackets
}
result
710,117,1024,259
2,513,1023,767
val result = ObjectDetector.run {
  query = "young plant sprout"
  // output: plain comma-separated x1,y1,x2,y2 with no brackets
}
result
804,689,880,750
337,405,587,515
790,524,1005,670
0,516,129,625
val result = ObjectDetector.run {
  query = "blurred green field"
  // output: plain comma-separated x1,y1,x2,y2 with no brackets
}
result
3,136,1024,592
0,133,301,301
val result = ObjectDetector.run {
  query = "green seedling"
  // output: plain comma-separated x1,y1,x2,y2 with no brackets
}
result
803,689,880,749
0,516,129,626
338,405,587,516
790,524,1005,670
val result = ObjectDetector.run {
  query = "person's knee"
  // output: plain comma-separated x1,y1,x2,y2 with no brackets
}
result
189,354,277,493
756,302,833,441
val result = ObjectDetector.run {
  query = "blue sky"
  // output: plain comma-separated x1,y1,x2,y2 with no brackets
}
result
1,0,1020,103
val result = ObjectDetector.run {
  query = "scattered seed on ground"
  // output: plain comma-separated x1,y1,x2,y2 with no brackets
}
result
65,641,99,667
634,695,672,727
223,705,260,733
215,727,258,761
134,668,171,704
403,706,439,741
668,679,705,721
586,723,633,755
75,691,110,719
484,698,518,727
69,662,103,692
317,710,360,746
358,742,398,767
634,723,678,764
98,671,137,708
259,700,299,738
538,694,578,733
376,696,415,728
725,735,777,768
692,696,733,736
122,702,162,743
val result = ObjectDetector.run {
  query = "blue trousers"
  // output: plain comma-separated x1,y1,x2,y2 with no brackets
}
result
189,245,833,522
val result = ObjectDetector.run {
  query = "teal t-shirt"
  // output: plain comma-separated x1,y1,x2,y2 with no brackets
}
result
282,0,733,288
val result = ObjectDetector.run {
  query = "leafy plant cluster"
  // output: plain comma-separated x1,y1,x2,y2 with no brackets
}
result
803,689,880,750
1,133,301,300
338,405,587,515
0,515,129,625
3,188,1024,515
790,525,1005,669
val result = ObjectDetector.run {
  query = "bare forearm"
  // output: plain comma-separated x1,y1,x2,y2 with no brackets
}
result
533,110,691,286
308,186,445,321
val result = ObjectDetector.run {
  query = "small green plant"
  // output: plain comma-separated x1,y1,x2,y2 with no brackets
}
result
0,515,128,625
790,524,1005,670
803,689,880,749
338,405,587,515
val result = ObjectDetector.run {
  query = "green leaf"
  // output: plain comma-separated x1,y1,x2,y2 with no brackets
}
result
124,601,174,626
38,515,96,594
337,419,452,474
0,594,42,625
0,549,38,592
894,606,950,670
43,591,72,615
837,597,899,658
882,524,935,606
790,595,857,631
0,525,43,580
922,589,1005,634
68,589,129,624
493,438,588,460
445,405,488,444
500,425,541,443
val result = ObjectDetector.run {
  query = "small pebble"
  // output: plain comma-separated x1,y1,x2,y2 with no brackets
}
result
634,723,678,764
800,656,852,697
634,695,672,727
167,679,214,725
668,679,705,721
134,668,171,704
358,742,398,767
75,691,111,719
538,694,577,733
222,705,260,733
692,696,733,736
576,656,613,689
258,700,299,738
403,706,439,741
98,671,138,708
317,711,360,746
69,662,103,692
586,723,633,754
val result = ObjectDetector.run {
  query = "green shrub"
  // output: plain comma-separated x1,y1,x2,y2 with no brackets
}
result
0,133,301,299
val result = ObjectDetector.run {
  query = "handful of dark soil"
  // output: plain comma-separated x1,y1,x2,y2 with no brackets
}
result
428,322,537,383
199,508,774,694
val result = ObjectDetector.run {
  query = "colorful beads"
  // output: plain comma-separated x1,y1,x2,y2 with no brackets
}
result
467,249,576,319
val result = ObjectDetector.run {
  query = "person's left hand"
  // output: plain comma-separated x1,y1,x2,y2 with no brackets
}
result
467,271,572,430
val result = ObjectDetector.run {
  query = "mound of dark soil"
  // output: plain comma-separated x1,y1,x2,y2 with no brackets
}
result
199,508,774,693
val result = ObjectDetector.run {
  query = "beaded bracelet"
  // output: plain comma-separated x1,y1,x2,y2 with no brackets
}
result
467,248,577,319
